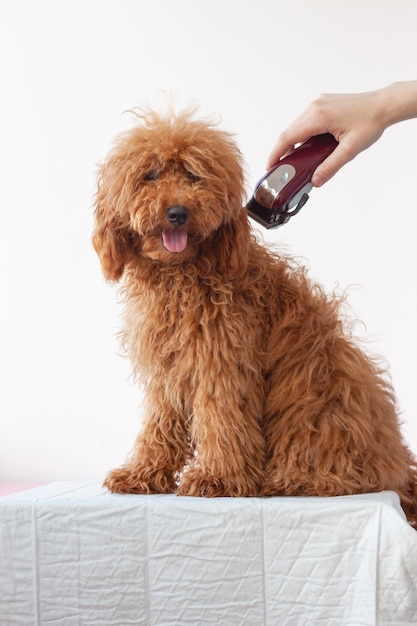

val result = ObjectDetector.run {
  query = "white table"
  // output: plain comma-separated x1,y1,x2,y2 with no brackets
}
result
1,482,417,625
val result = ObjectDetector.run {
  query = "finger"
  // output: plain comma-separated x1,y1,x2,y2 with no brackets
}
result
266,137,296,170
266,112,336,170
311,143,356,186
266,127,314,169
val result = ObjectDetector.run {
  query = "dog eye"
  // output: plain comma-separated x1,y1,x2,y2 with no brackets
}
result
143,171,160,181
186,171,200,182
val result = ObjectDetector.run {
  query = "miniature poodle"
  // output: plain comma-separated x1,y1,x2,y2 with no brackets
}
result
93,106,417,527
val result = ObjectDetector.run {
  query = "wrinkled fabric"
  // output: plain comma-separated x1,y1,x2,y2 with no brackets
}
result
1,482,417,625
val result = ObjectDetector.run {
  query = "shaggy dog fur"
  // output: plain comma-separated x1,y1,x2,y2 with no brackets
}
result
93,107,417,528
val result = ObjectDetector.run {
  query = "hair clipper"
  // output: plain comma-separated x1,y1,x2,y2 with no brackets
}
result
246,133,338,229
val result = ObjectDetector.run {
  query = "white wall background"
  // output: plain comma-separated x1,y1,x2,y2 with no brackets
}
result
1,0,416,482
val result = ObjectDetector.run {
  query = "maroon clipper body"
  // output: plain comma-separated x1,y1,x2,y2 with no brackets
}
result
247,133,338,229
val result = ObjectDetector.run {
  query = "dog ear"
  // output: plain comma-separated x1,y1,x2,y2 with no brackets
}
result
92,155,140,282
92,209,132,282
214,209,251,279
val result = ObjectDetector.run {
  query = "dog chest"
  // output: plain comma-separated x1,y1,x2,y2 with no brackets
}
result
122,270,266,381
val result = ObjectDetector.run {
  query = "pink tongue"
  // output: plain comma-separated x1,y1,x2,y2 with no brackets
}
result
162,229,188,253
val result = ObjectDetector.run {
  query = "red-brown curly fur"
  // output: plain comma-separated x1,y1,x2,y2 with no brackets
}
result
93,107,417,527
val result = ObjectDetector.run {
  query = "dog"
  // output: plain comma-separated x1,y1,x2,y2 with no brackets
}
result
93,107,417,527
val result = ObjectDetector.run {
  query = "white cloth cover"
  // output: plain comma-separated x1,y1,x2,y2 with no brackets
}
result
1,481,417,625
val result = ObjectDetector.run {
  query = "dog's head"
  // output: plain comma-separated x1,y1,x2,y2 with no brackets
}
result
93,108,251,281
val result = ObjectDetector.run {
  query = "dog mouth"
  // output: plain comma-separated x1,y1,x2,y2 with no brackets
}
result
162,228,188,253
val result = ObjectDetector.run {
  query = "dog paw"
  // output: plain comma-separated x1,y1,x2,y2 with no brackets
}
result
103,466,176,495
177,470,259,497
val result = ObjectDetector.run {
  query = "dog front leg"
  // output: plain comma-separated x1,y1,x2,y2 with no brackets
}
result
104,405,189,495
177,389,265,497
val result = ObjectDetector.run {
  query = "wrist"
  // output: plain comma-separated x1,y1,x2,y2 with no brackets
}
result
379,81,417,127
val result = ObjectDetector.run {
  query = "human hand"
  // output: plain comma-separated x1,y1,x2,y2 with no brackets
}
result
267,91,390,186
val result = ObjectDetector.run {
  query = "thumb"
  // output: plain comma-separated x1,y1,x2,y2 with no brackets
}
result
311,143,355,186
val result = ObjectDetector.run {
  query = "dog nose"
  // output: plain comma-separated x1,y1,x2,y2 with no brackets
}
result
167,205,189,226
